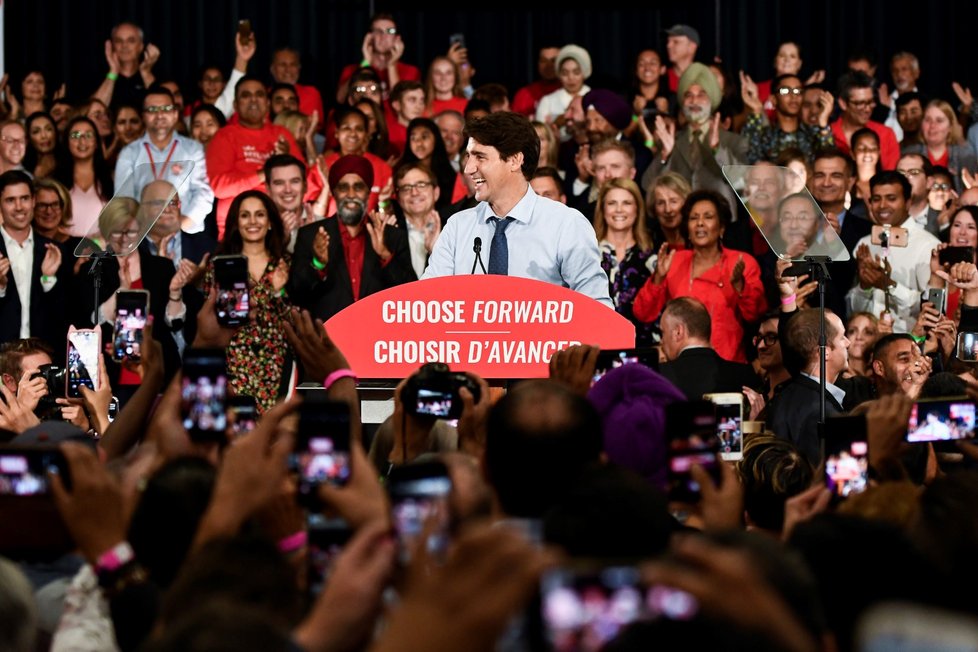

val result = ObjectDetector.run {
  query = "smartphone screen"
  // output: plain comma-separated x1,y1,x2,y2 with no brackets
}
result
214,255,249,327
113,290,149,362
939,246,975,267
226,395,258,438
592,347,659,384
705,393,743,461
306,514,353,597
0,448,69,496
824,415,869,499
922,288,947,315
388,462,452,564
541,565,698,652
414,388,456,418
907,399,977,442
181,350,229,441
66,329,100,398
665,401,721,503
957,332,978,362
293,400,352,494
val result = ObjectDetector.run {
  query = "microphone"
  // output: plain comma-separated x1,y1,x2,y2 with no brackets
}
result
471,236,487,274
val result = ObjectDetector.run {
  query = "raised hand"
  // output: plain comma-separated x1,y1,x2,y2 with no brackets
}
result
739,71,762,113
283,308,350,382
270,259,289,292
654,114,676,159
654,242,675,283
16,370,47,413
963,168,976,191
389,36,405,64
312,227,330,265
817,90,834,126
936,261,978,290
0,253,10,290
730,255,746,294
548,344,599,396
364,211,392,261
804,69,826,86
423,211,441,253
953,82,974,111
40,243,61,277
877,82,891,108
235,29,257,70
573,143,592,182
140,43,161,74
708,112,722,149
275,135,290,155
104,40,121,73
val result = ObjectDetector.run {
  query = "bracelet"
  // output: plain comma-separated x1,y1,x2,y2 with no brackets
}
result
911,334,927,344
277,530,308,554
631,114,640,123
106,72,119,81
360,58,370,68
95,541,134,574
168,294,182,302
644,139,654,149
780,293,796,306
40,275,54,283
323,368,357,391
311,256,326,271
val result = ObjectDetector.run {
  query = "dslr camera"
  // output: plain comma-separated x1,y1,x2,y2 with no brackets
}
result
402,363,480,420
30,364,67,420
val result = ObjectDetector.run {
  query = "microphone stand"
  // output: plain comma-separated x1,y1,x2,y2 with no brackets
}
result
471,237,487,274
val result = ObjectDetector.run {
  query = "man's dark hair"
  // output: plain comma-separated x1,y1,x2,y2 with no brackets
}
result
739,434,814,532
0,170,34,196
234,74,266,98
929,165,953,185
332,106,367,129
869,170,912,201
771,73,802,90
838,70,875,102
782,309,841,376
472,83,510,108
393,160,436,185
846,49,878,69
919,372,968,399
190,104,227,130
899,152,932,176
680,189,732,230
662,297,711,340
895,91,923,110
485,380,603,517
0,338,54,380
465,112,540,180
262,154,306,185
871,333,915,363
531,166,563,188
269,82,297,99
143,86,176,107
813,147,856,178
463,98,491,119
390,80,424,105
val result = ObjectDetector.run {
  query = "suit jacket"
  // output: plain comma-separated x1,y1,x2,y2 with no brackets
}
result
765,375,844,465
825,206,873,319
658,347,760,400
289,216,417,321
0,230,66,349
180,231,217,265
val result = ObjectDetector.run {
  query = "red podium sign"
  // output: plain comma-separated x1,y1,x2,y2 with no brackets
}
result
324,277,635,378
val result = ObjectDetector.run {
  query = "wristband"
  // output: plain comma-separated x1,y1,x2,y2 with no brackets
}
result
360,58,370,68
644,139,654,149
95,541,134,573
780,293,796,306
41,275,54,283
169,294,182,301
323,369,357,391
631,114,640,123
911,334,927,344
277,530,308,554
106,72,119,81
311,256,326,271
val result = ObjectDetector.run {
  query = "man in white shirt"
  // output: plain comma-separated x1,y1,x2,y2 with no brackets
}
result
847,171,939,333
0,171,63,347
394,161,442,278
115,87,213,233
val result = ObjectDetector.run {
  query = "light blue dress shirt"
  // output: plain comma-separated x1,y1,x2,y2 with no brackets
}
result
422,185,613,308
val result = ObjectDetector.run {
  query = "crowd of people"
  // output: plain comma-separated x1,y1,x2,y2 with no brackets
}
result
3,12,978,652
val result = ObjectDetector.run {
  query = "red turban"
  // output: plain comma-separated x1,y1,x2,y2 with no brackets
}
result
328,154,374,192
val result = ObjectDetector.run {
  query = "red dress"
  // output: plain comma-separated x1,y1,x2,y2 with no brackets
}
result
632,248,767,362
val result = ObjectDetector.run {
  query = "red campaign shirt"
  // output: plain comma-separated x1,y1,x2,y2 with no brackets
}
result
205,122,303,238
387,116,407,160
928,148,950,168
339,222,367,300
426,96,468,117
830,119,901,170
511,79,562,117
295,83,325,128
303,151,393,214
667,67,680,93
338,62,421,100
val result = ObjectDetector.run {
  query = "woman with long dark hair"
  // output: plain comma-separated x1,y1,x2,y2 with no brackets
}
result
397,117,467,211
23,111,60,179
55,116,114,238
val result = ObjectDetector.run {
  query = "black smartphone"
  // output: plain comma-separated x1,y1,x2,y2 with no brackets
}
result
388,461,452,564
66,327,101,398
226,395,258,438
642,105,660,130
824,415,869,499
906,398,977,442
541,563,698,652
180,349,229,442
593,347,659,384
113,289,149,362
213,255,249,327
306,514,354,597
0,446,70,496
237,19,253,44
449,33,466,49
292,399,352,501
939,246,974,266
665,400,721,503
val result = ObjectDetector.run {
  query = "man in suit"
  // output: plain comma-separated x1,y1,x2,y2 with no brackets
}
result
140,180,216,266
809,148,872,320
658,297,759,400
640,62,748,222
766,308,851,465
0,171,64,349
289,154,415,321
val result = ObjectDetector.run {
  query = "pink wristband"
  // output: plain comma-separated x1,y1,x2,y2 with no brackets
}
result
323,369,357,391
780,293,797,306
95,541,134,573
277,530,308,554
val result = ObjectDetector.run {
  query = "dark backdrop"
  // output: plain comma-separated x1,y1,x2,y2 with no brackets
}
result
6,0,977,110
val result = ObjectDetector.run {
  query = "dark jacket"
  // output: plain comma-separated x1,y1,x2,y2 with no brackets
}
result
0,230,66,350
288,216,416,321
658,347,760,400
765,374,844,465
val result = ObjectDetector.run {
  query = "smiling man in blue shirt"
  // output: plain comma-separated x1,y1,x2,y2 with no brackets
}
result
423,112,613,309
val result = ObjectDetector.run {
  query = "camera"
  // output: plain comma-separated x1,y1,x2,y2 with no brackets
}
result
402,363,481,420
30,364,66,420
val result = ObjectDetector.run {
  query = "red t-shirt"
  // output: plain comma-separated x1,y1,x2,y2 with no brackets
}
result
511,79,562,117
338,62,421,101
295,83,325,130
426,96,468,117
831,119,901,170
205,122,302,238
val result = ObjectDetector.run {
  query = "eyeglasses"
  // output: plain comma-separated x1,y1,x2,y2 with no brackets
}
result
854,146,879,154
335,181,369,194
69,131,96,140
109,229,140,240
0,137,25,146
778,214,816,224
354,84,379,94
753,333,779,347
398,181,433,194
202,75,223,83
932,183,952,191
35,201,62,212
371,27,398,36
777,87,803,96
847,99,876,109
898,168,924,177
144,104,176,114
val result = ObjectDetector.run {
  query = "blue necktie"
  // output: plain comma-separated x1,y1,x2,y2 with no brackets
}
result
487,216,513,275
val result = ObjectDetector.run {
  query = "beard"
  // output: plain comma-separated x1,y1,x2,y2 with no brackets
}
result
682,102,712,125
337,197,366,226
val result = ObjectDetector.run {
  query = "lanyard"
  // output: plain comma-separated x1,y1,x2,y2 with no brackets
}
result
144,140,178,179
